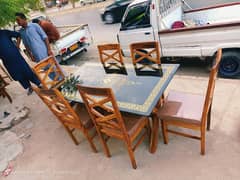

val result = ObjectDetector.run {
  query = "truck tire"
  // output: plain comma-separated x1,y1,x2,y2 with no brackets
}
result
104,12,115,24
219,51,240,78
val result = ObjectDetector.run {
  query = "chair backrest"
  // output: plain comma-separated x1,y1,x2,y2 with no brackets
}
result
97,44,124,65
34,87,83,129
130,41,161,65
33,56,65,89
77,85,128,137
201,49,222,126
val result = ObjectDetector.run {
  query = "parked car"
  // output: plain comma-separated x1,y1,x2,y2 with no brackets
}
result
100,0,132,24
80,0,105,6
80,0,94,6
56,0,69,7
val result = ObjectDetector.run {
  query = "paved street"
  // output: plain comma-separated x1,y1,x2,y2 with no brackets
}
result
49,6,120,65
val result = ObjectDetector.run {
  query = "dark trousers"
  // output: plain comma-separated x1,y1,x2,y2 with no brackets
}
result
18,73,40,89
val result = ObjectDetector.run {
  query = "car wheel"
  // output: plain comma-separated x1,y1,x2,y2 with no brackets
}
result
219,51,240,78
104,12,115,24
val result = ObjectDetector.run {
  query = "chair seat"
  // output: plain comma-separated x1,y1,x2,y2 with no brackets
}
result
158,90,205,125
101,112,148,141
72,103,94,129
123,112,148,137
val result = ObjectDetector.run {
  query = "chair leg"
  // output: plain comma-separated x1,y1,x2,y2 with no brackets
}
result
207,105,212,131
97,130,111,157
200,129,206,155
83,130,98,153
161,120,168,144
64,126,79,145
125,141,137,169
0,89,12,103
0,64,13,81
149,113,159,153
146,119,151,143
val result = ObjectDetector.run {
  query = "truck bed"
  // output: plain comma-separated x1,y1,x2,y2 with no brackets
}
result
159,2,240,31
158,2,240,57
52,24,92,62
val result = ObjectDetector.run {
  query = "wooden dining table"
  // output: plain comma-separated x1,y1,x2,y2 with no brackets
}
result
62,62,179,153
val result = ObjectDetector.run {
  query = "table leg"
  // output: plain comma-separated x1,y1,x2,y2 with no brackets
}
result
150,113,159,153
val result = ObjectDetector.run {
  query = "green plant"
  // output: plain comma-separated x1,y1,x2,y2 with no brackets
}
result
0,0,43,27
61,74,82,94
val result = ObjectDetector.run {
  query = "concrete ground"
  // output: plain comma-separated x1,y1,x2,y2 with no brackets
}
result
0,55,240,179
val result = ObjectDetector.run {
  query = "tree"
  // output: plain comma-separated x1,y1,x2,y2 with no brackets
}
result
0,0,43,27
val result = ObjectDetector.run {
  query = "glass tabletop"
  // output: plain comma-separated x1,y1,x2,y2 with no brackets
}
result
62,62,179,116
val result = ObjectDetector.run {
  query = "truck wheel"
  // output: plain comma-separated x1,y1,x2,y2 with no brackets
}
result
104,12,115,24
219,51,240,78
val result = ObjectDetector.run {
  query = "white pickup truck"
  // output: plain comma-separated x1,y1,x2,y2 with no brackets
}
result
118,0,240,78
52,24,92,63
17,14,92,63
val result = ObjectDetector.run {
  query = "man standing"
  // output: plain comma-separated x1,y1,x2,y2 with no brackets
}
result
32,18,60,43
15,12,52,62
0,30,41,95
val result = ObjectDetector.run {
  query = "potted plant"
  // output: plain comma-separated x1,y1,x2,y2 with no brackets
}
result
61,74,82,97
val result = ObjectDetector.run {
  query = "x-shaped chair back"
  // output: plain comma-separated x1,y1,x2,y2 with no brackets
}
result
97,44,124,65
78,85,150,169
34,87,98,152
78,85,127,135
130,41,161,65
33,56,65,89
34,88,83,129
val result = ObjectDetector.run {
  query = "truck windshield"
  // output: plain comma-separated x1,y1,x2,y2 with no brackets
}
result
121,1,150,30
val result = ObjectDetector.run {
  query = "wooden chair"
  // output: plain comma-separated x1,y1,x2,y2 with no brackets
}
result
33,87,97,152
0,74,12,103
97,43,124,65
33,56,65,89
130,41,161,65
78,85,150,169
157,49,222,155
